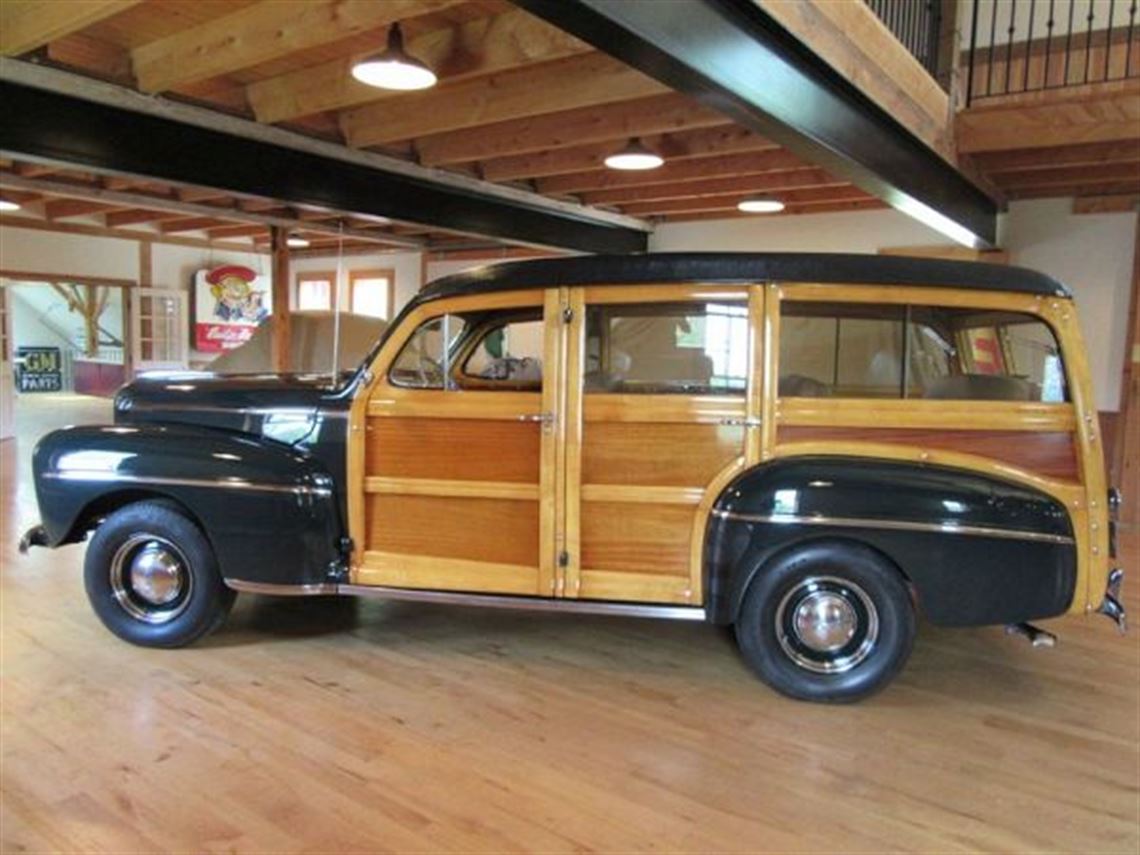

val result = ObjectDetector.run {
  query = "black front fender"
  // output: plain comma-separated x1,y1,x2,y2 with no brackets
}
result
704,456,1077,627
32,424,343,586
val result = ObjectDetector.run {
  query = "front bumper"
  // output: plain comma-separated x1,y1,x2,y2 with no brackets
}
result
1097,568,1126,633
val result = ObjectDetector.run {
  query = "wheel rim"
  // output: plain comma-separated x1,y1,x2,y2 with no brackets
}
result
109,534,192,624
774,575,879,674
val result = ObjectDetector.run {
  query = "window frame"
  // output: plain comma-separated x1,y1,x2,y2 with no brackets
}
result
294,270,335,312
349,268,395,320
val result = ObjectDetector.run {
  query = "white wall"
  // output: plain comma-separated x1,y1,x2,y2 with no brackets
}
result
1,225,138,280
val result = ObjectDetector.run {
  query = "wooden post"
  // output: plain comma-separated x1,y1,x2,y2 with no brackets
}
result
1112,215,1140,526
270,226,291,373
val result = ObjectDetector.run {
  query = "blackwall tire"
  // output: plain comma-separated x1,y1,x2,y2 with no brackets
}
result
735,540,916,703
83,501,236,648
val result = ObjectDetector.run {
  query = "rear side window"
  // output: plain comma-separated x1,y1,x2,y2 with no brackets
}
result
780,302,1067,402
585,301,748,395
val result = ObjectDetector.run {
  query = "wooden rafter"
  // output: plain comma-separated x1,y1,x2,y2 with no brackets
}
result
0,0,141,56
621,186,872,217
482,126,778,184
580,168,845,206
414,93,728,167
44,198,122,220
159,216,232,234
340,52,667,148
247,7,589,125
131,0,461,94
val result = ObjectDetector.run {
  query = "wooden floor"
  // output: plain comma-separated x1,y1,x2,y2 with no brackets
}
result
1,396,1138,853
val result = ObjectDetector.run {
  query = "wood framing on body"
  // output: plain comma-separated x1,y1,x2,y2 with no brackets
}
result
346,281,1109,615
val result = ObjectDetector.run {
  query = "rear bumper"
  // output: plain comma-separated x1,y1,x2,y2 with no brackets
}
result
1097,568,1126,633
18,523,48,554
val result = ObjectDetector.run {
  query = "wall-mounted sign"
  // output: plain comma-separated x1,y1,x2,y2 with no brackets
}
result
193,265,272,352
15,346,62,393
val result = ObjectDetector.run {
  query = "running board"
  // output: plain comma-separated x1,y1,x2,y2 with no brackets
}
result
225,579,707,622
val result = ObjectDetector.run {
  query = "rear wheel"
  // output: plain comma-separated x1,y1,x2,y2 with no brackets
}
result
84,501,235,647
735,541,915,702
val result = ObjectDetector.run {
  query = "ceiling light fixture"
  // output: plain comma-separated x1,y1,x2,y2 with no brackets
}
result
604,138,664,171
737,197,785,214
351,23,438,91
0,198,21,212
286,235,310,248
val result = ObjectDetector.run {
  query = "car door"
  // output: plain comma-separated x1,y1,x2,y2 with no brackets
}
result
558,284,763,606
350,288,568,596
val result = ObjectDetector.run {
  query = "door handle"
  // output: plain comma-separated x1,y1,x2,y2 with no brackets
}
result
519,412,555,431
719,417,762,428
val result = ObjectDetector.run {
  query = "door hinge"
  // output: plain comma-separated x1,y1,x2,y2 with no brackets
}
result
557,550,570,568
561,307,573,324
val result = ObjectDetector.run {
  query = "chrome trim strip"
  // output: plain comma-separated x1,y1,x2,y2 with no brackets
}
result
42,470,333,497
225,580,339,596
119,402,349,419
711,509,1075,545
222,580,707,620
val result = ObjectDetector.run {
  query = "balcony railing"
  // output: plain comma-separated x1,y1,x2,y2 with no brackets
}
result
866,0,945,78
965,0,1140,104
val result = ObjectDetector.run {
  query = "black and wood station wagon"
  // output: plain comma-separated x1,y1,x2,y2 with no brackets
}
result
22,254,1127,701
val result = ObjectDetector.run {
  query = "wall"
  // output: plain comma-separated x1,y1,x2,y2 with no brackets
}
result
292,250,423,315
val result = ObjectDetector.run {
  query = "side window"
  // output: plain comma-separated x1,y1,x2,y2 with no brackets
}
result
779,302,1067,402
460,315,544,389
780,303,905,398
389,314,466,389
585,301,748,394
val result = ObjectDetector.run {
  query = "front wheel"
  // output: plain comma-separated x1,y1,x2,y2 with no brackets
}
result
735,541,916,702
84,501,235,647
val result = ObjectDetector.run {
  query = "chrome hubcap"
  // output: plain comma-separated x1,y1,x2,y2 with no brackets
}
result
775,576,878,674
109,534,191,624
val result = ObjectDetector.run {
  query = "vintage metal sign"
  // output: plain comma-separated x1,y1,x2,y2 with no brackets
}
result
193,265,272,353
16,346,62,393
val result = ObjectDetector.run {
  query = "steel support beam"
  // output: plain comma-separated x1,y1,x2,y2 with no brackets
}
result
0,63,649,254
513,0,998,248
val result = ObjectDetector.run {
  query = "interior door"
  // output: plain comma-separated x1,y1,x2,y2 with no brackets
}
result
355,288,566,596
561,285,761,605
132,287,189,373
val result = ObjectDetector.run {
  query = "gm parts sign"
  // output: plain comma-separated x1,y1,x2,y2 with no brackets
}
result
16,347,62,392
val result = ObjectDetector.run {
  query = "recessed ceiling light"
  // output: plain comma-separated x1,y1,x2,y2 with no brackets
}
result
604,138,664,171
351,23,437,91
287,235,310,248
0,199,21,212
737,197,785,214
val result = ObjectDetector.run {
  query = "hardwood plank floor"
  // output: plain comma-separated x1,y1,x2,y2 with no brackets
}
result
1,395,1137,852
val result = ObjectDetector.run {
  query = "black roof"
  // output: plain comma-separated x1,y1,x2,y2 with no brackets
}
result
417,253,1070,303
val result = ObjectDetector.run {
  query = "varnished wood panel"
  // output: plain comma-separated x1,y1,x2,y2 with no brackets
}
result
580,501,693,576
582,422,744,486
367,494,539,567
356,551,539,596
578,569,693,603
777,426,1080,482
367,417,540,483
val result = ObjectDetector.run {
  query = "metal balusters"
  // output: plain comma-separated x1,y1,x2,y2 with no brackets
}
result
1025,0,1036,91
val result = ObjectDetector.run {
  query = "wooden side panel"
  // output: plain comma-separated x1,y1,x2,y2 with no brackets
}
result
368,418,541,482
580,502,693,576
367,494,540,567
777,426,1080,482
581,422,744,486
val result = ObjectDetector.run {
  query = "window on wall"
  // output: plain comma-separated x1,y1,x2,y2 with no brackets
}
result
585,301,749,395
350,269,394,319
779,301,1067,402
295,271,333,312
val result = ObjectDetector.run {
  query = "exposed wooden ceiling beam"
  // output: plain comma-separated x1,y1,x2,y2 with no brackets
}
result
581,167,844,206
621,186,871,216
0,0,141,56
0,172,426,248
44,198,120,220
247,7,588,125
105,209,192,227
207,223,269,239
970,141,1140,174
159,216,232,234
1006,180,1140,200
0,212,268,254
1072,194,1140,214
415,93,728,167
992,162,1140,190
340,52,667,148
131,0,460,94
536,149,806,196
482,126,776,184
662,198,888,221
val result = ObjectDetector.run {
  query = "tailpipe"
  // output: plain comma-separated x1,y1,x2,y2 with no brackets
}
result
1005,622,1058,648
